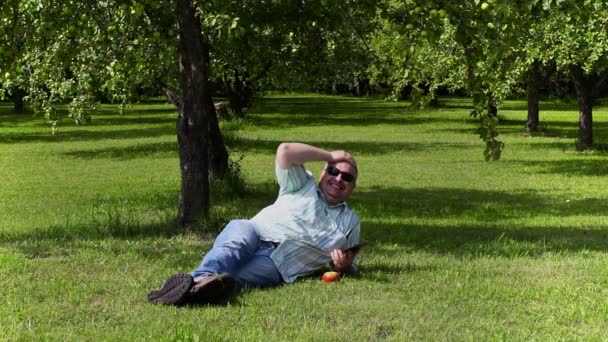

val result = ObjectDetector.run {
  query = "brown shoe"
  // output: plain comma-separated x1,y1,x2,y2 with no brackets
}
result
147,273,194,305
188,273,236,305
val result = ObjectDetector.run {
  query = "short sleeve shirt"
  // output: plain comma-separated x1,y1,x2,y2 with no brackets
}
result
250,162,360,283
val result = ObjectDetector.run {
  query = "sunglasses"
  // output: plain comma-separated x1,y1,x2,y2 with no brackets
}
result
326,166,355,183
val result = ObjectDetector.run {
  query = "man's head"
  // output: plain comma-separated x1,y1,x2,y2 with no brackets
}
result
319,160,358,206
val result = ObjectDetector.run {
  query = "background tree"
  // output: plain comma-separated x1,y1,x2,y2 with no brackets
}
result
525,1,608,149
368,1,579,160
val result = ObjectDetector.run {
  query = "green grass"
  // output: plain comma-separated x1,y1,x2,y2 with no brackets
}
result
3,94,608,340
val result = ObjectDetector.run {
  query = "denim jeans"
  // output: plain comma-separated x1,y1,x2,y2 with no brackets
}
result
191,219,284,289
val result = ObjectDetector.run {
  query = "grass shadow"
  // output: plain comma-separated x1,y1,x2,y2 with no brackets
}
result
0,125,175,144
62,141,177,160
225,136,475,157
356,185,608,224
364,221,608,258
353,185,608,256
504,158,608,176
250,96,474,129
90,115,175,127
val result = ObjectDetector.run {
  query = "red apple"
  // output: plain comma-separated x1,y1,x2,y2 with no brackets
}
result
322,271,340,283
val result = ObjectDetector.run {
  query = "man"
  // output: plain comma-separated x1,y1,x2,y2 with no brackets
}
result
148,142,360,305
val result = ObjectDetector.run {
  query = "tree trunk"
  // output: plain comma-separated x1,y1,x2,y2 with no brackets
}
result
175,0,212,229
12,87,25,113
570,64,594,150
464,46,483,110
526,61,541,132
354,76,371,96
208,99,229,181
225,68,253,118
225,69,244,117
487,93,498,117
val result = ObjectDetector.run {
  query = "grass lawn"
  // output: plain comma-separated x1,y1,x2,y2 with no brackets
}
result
2,94,608,340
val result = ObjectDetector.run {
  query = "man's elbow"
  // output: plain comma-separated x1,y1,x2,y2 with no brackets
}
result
276,142,292,169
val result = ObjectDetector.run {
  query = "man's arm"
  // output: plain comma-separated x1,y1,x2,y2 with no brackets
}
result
330,217,361,273
276,142,354,170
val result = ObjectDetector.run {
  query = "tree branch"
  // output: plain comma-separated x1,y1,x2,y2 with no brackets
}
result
155,80,182,109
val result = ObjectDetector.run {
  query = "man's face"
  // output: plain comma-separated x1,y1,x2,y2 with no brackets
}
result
319,161,357,205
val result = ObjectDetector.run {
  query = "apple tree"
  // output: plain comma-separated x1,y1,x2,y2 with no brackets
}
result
0,0,239,228
206,0,376,110
524,1,608,149
370,0,550,160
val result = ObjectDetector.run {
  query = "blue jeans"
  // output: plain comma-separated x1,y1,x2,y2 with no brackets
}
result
191,220,284,289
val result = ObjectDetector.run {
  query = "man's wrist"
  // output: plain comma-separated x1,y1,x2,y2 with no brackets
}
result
330,261,353,273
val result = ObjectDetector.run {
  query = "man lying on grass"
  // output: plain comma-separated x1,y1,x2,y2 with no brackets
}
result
148,142,361,305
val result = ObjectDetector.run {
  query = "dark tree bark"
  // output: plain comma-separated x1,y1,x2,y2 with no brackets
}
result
224,68,253,117
487,93,498,117
157,79,228,182
570,64,594,150
12,87,25,113
156,80,182,108
207,96,228,181
464,45,481,106
175,0,212,228
526,61,541,132
353,77,371,97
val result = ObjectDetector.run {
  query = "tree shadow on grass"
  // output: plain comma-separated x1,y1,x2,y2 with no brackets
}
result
5,181,608,265
225,136,476,157
60,134,478,161
403,97,580,112
363,221,608,259
436,118,585,136
62,141,178,160
438,118,608,152
0,125,175,144
90,114,175,127
251,96,478,128
356,185,608,225
499,102,579,112
0,112,45,127
353,186,608,257
502,158,608,176
0,181,276,251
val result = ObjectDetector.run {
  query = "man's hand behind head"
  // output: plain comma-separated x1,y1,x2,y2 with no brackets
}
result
329,150,357,176
329,150,353,164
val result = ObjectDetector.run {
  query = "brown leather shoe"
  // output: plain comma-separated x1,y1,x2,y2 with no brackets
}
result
147,273,194,305
188,273,236,305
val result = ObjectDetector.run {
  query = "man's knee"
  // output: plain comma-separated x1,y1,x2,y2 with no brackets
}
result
215,220,259,250
224,219,257,237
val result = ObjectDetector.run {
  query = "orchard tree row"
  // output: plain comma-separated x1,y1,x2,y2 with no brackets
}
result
371,0,608,158
1,0,606,227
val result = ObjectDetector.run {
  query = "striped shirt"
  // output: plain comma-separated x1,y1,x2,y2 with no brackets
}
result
250,162,360,283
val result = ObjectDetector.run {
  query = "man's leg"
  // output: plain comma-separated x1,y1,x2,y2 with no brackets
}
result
185,220,263,304
233,241,284,289
192,219,260,278
149,220,260,305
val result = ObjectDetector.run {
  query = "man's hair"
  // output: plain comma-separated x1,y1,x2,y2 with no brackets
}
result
347,157,358,176
326,158,358,181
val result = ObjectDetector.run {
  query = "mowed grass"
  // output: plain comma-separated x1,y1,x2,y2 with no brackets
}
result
2,94,608,340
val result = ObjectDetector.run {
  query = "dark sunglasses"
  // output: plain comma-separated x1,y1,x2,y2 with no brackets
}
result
326,166,355,183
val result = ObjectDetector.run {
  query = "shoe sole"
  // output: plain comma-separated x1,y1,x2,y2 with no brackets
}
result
147,273,194,305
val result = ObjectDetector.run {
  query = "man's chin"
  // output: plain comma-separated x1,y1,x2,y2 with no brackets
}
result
325,193,343,205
